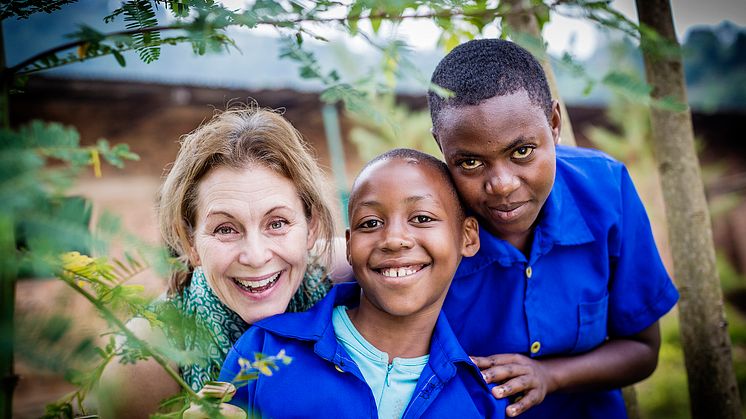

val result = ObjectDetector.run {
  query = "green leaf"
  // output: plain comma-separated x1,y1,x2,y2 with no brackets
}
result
112,49,127,67
371,16,382,34
602,71,652,100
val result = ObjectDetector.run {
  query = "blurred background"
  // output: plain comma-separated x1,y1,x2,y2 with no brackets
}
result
5,0,746,417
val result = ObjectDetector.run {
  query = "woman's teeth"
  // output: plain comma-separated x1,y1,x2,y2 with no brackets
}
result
380,265,423,278
233,271,281,292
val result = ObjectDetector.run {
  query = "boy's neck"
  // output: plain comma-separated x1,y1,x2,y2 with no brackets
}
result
346,295,443,362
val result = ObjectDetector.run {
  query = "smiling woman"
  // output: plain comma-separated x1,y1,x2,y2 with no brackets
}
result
97,103,338,418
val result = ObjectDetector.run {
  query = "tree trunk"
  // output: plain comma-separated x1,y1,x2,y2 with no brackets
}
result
0,20,17,419
501,0,576,147
635,1,742,418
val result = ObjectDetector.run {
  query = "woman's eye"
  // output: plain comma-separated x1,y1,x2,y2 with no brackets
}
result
512,146,534,159
215,225,236,235
412,215,434,224
269,220,287,230
359,219,381,229
459,159,483,170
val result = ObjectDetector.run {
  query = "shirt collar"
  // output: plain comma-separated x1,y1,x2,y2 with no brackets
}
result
255,282,480,380
457,169,594,271
538,169,594,246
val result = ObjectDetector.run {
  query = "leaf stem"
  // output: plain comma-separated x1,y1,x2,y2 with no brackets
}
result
61,271,199,400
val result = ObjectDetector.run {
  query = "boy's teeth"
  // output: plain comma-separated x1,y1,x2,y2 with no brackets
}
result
381,266,420,278
236,272,280,289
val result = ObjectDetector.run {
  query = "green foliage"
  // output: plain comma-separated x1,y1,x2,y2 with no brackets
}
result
348,94,441,161
0,0,77,20
121,0,162,63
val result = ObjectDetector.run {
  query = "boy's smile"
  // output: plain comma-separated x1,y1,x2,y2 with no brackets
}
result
346,157,478,319
434,89,561,253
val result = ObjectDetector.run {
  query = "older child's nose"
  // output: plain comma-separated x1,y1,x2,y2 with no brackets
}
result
484,167,521,197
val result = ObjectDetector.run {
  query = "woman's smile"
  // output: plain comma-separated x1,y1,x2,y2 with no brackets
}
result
231,269,284,294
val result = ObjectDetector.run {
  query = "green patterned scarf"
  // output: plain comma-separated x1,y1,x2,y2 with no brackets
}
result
171,265,331,391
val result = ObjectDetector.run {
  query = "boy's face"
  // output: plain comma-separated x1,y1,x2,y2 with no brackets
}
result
346,159,479,318
433,89,560,250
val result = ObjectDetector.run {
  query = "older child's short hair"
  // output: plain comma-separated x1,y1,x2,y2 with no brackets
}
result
349,148,464,220
428,38,553,132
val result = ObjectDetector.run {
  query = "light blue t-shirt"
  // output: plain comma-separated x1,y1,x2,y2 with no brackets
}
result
331,306,429,419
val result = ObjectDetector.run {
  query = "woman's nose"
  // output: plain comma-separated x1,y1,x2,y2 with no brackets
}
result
237,234,272,267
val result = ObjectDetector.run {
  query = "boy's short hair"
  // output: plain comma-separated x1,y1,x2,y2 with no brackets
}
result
428,38,553,132
349,148,465,220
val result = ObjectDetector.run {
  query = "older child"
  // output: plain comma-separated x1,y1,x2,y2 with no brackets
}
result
220,148,505,418
428,39,679,418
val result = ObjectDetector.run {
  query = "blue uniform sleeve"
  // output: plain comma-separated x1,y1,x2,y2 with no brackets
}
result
607,166,679,337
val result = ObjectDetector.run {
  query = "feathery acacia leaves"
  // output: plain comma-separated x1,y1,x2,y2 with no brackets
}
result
121,0,162,63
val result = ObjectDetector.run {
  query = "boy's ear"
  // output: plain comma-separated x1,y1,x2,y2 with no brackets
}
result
345,228,352,264
460,216,480,258
431,128,443,152
550,100,562,146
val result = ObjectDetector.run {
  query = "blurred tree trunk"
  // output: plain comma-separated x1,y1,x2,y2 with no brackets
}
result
501,1,638,418
502,0,576,147
0,21,17,419
635,1,742,418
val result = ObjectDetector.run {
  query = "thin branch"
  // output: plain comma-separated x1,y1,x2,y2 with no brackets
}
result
61,272,199,400
4,2,556,80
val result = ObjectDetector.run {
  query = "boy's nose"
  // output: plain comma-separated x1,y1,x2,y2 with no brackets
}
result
380,221,414,251
484,168,520,197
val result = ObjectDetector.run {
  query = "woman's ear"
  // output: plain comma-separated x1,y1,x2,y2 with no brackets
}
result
460,216,480,258
188,243,201,266
306,213,320,251
345,229,351,265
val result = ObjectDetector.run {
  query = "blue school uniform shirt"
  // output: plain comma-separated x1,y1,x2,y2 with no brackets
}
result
442,145,679,419
219,282,507,418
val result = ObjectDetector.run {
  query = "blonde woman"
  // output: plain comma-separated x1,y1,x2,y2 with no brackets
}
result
99,104,340,418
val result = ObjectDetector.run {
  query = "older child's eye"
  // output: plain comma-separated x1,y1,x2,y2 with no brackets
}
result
359,219,382,229
412,215,434,224
512,146,535,159
459,159,483,170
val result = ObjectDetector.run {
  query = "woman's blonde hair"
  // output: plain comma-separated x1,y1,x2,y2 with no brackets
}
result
158,103,336,295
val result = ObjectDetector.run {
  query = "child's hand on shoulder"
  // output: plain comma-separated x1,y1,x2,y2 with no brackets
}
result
471,354,557,417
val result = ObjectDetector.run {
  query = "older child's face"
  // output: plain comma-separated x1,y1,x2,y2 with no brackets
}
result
434,90,560,251
346,159,478,318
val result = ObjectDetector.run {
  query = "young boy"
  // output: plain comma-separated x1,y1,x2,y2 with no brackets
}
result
219,148,506,418
427,39,679,418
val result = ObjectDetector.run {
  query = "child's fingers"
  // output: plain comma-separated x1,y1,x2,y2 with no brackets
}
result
491,374,533,398
505,388,545,417
481,363,531,384
470,353,526,369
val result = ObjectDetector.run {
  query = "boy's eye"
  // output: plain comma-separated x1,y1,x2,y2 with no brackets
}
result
511,146,534,159
412,215,434,224
359,219,381,229
459,159,483,170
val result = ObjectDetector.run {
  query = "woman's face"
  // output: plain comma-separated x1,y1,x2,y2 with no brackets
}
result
190,164,317,324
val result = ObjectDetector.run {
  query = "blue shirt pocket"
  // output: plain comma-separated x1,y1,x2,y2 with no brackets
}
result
572,294,609,353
